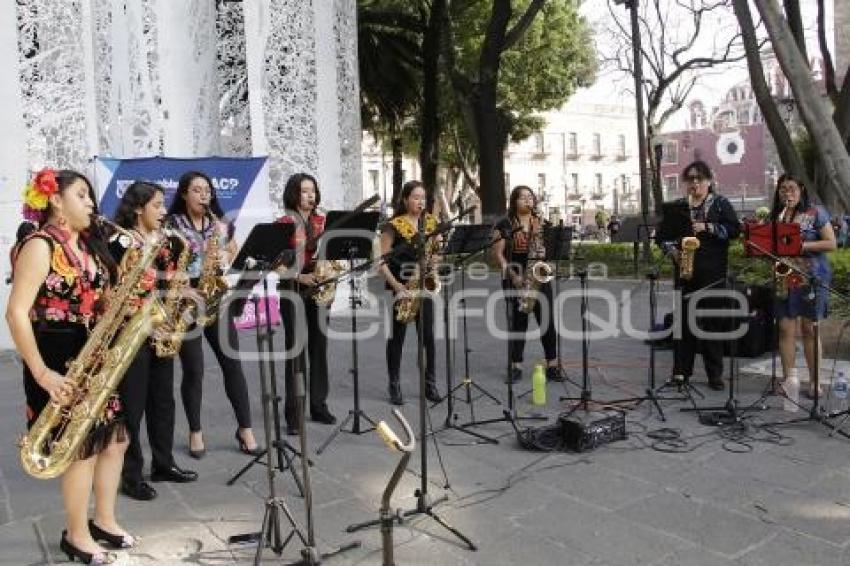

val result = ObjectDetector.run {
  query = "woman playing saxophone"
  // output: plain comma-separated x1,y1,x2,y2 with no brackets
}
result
492,186,562,385
276,173,337,433
106,181,197,502
6,168,131,563
378,180,442,406
770,174,836,399
165,171,260,458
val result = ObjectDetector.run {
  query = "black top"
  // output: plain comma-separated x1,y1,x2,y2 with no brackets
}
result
494,215,547,279
657,193,741,287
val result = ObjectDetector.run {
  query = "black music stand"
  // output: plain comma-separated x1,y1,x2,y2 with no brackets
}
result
316,210,381,455
227,223,307,494
432,224,500,444
226,222,310,560
545,222,576,389
611,216,646,277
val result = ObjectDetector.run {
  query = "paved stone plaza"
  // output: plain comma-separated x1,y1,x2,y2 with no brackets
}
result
1,278,849,565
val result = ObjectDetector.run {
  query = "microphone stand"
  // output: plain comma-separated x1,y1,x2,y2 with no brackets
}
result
347,208,477,552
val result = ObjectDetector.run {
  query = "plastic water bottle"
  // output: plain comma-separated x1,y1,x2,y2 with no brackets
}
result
832,371,848,415
783,369,799,413
532,364,547,406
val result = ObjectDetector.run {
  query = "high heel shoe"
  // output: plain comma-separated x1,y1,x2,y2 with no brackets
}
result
235,429,263,456
88,520,137,549
60,530,117,564
188,432,206,459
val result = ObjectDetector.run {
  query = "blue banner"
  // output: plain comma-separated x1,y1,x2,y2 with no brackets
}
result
94,156,269,225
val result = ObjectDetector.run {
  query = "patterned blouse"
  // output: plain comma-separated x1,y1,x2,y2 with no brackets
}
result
108,230,181,316
22,226,110,328
168,213,231,280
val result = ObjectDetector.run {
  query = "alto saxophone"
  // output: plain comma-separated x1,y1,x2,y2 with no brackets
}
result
679,236,700,280
20,227,169,479
310,260,347,307
195,206,230,326
395,218,442,324
517,220,554,314
151,226,194,357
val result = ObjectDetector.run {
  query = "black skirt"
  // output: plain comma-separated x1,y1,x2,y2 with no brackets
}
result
23,323,126,461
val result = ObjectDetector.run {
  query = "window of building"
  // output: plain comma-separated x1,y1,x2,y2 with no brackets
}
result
504,173,511,195
592,133,601,157
568,132,578,155
664,175,678,198
662,141,678,165
534,132,545,153
618,134,626,159
537,173,546,191
595,173,603,192
368,169,379,193
737,109,749,125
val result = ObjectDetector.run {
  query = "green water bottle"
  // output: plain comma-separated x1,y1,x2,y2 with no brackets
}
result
532,363,546,406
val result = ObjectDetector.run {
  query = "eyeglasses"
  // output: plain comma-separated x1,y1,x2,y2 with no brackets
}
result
684,175,705,184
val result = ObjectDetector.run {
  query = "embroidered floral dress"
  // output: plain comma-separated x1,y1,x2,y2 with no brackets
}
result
18,227,125,459
775,205,832,320
382,213,438,291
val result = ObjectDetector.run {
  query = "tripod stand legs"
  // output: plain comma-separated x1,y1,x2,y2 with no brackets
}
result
228,441,307,495
316,409,378,454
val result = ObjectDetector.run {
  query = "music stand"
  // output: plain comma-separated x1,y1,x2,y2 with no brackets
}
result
611,216,646,277
432,224,500,444
545,222,577,389
316,210,382,455
226,222,309,560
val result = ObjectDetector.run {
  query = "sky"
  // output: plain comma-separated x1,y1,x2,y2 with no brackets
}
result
573,0,835,131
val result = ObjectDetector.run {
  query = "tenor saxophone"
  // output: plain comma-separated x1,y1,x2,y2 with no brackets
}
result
679,236,700,280
20,229,168,479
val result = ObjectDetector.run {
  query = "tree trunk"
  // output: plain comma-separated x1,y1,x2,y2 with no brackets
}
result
391,132,403,207
782,0,808,63
474,0,511,220
419,0,446,212
753,0,850,212
733,0,812,193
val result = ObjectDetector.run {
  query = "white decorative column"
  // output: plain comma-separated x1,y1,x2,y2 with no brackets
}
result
244,0,361,210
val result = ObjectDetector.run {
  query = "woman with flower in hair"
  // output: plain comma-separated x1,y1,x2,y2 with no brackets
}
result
6,169,132,564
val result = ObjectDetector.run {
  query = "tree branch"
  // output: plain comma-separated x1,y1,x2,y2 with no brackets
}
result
817,0,837,99
503,0,546,52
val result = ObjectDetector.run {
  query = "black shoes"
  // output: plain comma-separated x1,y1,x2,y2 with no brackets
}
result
150,464,199,483
311,405,337,425
505,367,522,384
707,377,725,391
546,366,565,382
425,382,441,403
389,382,404,406
234,430,264,455
88,520,136,549
120,479,157,501
60,531,117,564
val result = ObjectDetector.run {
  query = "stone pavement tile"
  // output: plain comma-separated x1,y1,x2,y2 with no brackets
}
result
515,497,691,566
703,447,833,492
802,468,850,504
736,530,845,566
535,459,662,511
0,520,49,566
650,548,744,566
618,491,776,556
740,492,850,546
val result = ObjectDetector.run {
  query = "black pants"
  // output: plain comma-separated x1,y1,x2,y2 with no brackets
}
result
386,294,436,382
178,307,252,432
503,279,557,364
119,343,175,484
279,292,330,427
673,281,727,381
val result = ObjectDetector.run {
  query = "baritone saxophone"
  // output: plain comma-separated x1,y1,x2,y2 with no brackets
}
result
19,228,169,479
